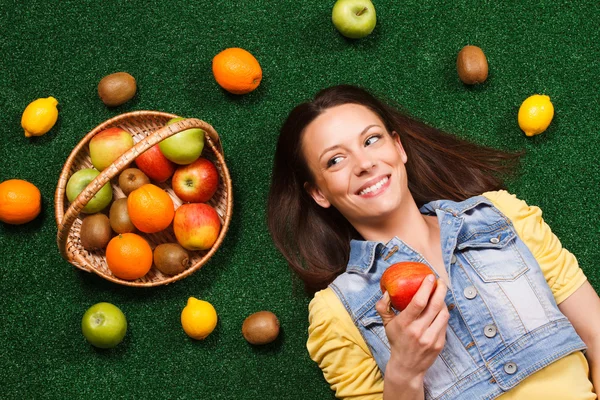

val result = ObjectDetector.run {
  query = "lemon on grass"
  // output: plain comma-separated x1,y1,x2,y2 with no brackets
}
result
21,96,59,137
518,94,554,137
181,297,218,340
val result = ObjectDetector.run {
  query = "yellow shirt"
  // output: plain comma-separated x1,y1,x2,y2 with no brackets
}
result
307,190,595,399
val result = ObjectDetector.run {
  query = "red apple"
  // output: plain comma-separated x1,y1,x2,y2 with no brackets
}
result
173,203,221,251
172,158,219,203
380,262,436,311
89,127,134,171
135,144,176,183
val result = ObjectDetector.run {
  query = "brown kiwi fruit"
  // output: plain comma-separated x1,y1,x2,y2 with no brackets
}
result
118,168,150,196
80,213,112,250
109,198,136,234
98,72,137,107
153,243,189,275
242,311,280,345
456,45,488,85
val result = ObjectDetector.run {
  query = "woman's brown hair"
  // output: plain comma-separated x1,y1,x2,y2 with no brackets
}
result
267,85,522,293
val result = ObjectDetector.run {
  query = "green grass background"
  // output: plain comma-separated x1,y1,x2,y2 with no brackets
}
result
1,0,599,398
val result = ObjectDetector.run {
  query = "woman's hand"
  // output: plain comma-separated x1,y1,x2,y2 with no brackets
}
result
375,275,449,399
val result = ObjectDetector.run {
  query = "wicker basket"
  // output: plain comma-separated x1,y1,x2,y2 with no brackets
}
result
55,111,233,287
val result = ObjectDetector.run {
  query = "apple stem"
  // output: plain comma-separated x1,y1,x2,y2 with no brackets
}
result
356,7,368,16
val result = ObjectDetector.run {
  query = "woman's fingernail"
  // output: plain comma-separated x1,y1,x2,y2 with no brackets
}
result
428,274,435,282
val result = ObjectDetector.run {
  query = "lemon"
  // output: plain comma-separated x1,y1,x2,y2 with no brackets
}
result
21,97,59,137
180,297,218,340
518,94,554,137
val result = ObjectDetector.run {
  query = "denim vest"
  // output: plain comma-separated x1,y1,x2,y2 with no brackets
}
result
329,196,586,400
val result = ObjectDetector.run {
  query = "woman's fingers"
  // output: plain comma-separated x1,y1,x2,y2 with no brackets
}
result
417,280,448,326
376,291,395,327
401,274,437,321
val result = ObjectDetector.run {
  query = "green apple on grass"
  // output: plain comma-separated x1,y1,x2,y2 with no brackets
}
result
159,118,205,165
81,302,127,349
332,0,377,39
66,169,113,213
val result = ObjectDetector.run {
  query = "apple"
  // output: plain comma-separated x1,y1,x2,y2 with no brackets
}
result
173,203,221,251
81,302,127,349
66,168,113,213
134,144,176,182
332,0,377,39
159,117,205,165
380,262,437,311
172,158,219,203
89,127,134,171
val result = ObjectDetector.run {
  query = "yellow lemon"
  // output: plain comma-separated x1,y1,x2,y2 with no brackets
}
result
21,97,59,137
180,297,218,340
518,94,554,137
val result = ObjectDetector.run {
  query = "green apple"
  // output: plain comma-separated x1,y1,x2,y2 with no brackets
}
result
81,302,127,349
332,0,377,39
66,169,113,214
158,117,205,165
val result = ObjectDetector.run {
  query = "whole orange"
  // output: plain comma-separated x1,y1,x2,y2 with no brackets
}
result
212,48,262,95
106,233,153,280
127,184,174,233
0,179,42,224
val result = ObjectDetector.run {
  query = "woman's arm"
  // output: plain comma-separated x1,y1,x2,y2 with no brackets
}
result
558,281,600,391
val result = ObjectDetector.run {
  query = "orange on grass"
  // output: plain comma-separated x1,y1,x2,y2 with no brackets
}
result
212,47,262,95
127,184,174,233
105,233,153,280
0,179,42,224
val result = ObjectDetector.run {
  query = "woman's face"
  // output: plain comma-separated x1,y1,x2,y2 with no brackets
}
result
302,103,408,224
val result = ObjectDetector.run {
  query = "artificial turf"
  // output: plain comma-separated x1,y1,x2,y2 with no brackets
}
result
1,1,599,399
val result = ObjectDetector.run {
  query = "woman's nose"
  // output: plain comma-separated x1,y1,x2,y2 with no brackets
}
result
353,152,376,175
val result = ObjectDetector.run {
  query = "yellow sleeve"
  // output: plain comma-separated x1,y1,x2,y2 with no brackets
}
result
307,288,384,399
483,190,588,304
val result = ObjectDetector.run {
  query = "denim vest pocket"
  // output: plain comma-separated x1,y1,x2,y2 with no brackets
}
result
457,228,529,282
359,314,389,349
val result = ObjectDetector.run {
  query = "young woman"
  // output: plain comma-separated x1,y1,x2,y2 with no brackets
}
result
267,85,599,399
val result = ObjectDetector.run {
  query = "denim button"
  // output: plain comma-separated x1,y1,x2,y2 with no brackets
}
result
484,324,497,338
490,237,500,244
504,362,517,375
463,286,477,299
451,255,457,264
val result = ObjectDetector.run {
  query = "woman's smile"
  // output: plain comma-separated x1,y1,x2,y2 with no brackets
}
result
356,175,391,197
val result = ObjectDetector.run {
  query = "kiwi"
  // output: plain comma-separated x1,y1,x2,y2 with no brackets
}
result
153,243,189,275
109,198,136,234
118,168,150,196
80,213,112,250
242,311,280,345
98,72,137,107
456,45,488,85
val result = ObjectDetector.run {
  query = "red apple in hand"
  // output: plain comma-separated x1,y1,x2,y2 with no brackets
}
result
380,262,436,311
173,203,221,251
135,144,176,183
172,158,219,203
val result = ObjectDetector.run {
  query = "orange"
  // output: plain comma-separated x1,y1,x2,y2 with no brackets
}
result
105,233,153,280
0,179,42,224
212,48,262,95
127,184,174,233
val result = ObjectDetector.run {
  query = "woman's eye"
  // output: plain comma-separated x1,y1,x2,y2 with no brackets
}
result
365,135,381,146
327,156,343,168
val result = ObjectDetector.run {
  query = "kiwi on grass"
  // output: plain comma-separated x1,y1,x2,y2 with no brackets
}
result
153,243,189,275
98,72,137,107
242,311,280,345
456,45,488,85
80,214,112,250
109,198,136,234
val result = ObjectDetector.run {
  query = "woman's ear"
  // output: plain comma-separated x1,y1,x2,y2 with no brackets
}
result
303,182,331,208
391,131,408,164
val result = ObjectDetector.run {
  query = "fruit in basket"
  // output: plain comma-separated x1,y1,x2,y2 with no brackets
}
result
380,262,436,312
159,118,205,165
134,144,176,182
153,243,190,275
106,233,153,280
457,45,488,85
127,184,174,233
97,72,137,107
0,179,42,225
66,169,113,214
118,168,150,196
89,127,134,171
332,0,377,39
181,297,218,340
80,214,112,250
109,198,136,234
242,311,280,345
81,302,127,349
173,203,221,251
172,158,219,203
212,47,263,95
21,96,59,137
